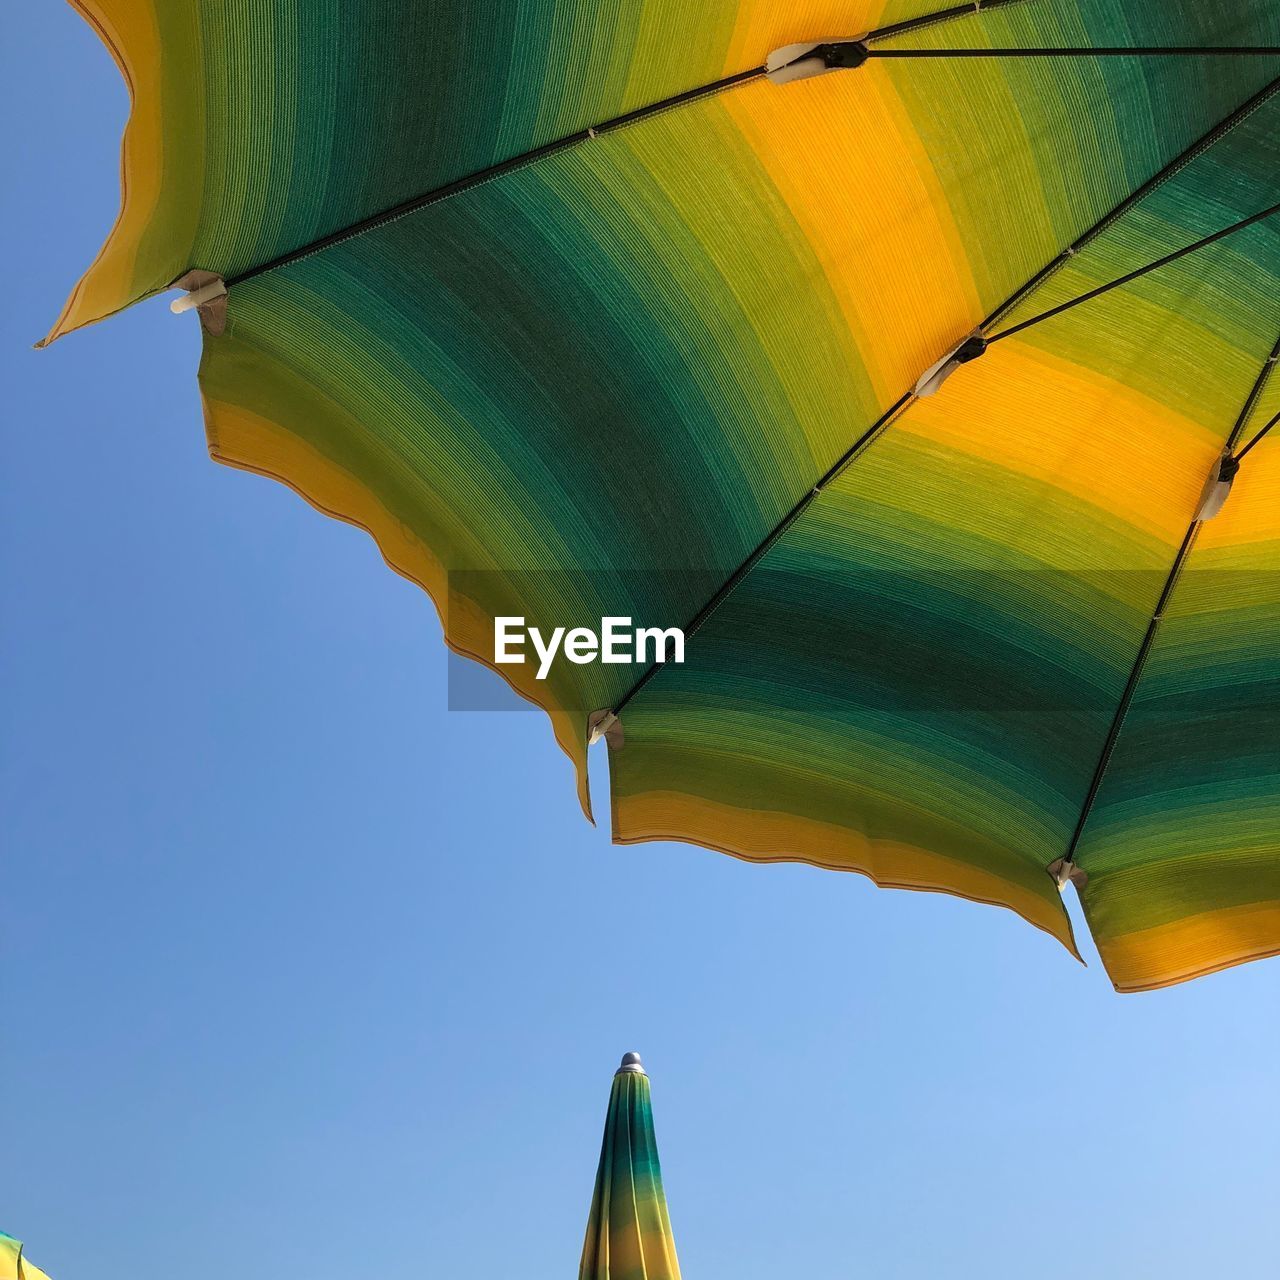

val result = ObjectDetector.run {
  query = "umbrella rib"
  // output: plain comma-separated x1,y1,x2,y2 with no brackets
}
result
226,66,766,286
608,392,915,719
1235,407,1280,461
1058,330,1280,880
867,0,1030,43
987,202,1280,344
985,74,1280,325
867,47,1280,58
601,73,1280,727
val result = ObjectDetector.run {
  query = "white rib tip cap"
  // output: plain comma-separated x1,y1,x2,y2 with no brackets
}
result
588,710,618,746
170,278,228,314
617,1051,645,1074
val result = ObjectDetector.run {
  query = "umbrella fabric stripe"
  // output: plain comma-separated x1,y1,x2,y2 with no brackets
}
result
580,1070,681,1280
54,1,1280,987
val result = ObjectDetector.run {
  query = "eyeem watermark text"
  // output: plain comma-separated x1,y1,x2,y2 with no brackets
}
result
495,616,685,679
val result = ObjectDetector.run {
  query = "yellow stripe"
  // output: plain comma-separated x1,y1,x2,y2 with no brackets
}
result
722,1,891,74
724,68,983,403
1196,437,1280,548
1098,900,1280,992
614,790,1081,955
899,338,1222,547
43,0,168,343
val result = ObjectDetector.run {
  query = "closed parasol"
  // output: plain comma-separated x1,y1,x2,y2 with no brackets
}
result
580,1053,681,1280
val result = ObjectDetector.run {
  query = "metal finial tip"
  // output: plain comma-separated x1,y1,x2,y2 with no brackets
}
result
617,1052,645,1073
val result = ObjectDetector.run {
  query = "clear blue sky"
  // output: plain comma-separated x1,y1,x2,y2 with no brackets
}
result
4,9,1278,1279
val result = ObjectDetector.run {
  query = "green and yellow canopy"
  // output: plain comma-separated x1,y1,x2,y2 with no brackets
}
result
580,1054,681,1280
50,0,1280,990
0,1232,53,1280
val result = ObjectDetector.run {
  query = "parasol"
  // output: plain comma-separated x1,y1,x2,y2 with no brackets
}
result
46,0,1280,990
579,1052,681,1280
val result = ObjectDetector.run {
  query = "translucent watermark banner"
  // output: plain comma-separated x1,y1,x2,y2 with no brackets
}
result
443,566,1280,711
445,569,724,711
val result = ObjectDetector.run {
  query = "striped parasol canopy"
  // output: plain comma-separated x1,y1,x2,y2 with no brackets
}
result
47,1,1280,991
0,1233,53,1280
579,1053,681,1280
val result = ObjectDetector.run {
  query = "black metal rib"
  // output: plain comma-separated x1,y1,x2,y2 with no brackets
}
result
1236,408,1280,461
867,0,1028,43
987,202,1280,343
868,47,1280,58
228,66,764,286
601,76,1280,726
1059,524,1202,871
984,74,1280,328
1060,331,1280,873
610,393,914,719
1229,338,1280,447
